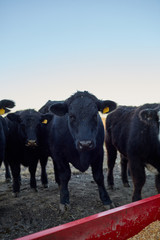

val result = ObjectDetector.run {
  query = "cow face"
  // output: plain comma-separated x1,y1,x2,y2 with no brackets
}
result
50,91,117,152
139,108,160,142
7,110,53,147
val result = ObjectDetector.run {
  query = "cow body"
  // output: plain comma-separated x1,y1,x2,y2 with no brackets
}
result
0,99,15,180
48,91,117,211
0,116,9,170
0,119,12,182
5,109,52,195
105,103,160,202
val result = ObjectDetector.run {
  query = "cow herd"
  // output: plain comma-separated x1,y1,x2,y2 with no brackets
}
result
0,91,160,212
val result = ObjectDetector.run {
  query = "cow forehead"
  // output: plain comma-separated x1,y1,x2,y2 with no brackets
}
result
68,97,98,114
20,110,41,123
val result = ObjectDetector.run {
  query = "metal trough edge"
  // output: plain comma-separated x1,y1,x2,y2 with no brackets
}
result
15,194,160,240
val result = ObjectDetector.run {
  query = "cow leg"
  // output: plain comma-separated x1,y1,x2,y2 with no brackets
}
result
4,160,11,182
56,161,71,212
53,161,60,185
120,154,130,187
155,174,160,193
0,145,11,181
10,163,21,196
40,157,48,188
91,152,112,208
129,160,146,201
106,143,117,189
29,160,38,191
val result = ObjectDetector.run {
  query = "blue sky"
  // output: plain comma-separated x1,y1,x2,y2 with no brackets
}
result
0,0,160,111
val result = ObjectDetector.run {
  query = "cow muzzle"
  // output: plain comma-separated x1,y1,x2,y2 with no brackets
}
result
25,140,38,147
77,140,95,151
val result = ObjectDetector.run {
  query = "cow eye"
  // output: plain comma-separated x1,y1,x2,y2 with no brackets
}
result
69,114,76,122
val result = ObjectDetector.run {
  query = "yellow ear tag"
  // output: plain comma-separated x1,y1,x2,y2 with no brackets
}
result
103,107,109,114
42,119,48,124
0,108,5,115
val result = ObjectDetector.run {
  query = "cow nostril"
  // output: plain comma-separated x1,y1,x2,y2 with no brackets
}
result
78,142,83,150
26,140,37,147
88,141,94,149
78,140,94,151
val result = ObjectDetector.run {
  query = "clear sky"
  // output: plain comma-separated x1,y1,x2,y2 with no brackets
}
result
0,0,160,111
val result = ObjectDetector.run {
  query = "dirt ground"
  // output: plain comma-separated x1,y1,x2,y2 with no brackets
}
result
0,149,157,240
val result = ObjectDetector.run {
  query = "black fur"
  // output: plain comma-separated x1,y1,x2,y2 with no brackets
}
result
46,91,117,209
105,103,160,201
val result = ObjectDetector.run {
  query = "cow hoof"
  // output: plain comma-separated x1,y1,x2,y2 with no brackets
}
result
43,184,48,188
104,202,116,210
110,202,116,208
31,188,38,192
108,185,114,190
13,192,19,198
6,178,12,183
59,203,70,213
123,183,130,187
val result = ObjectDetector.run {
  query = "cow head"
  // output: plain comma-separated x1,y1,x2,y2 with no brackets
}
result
139,109,159,124
7,109,53,148
50,91,117,152
0,99,15,115
139,108,160,141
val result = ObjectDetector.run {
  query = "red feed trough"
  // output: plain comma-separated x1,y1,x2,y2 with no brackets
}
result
16,194,160,240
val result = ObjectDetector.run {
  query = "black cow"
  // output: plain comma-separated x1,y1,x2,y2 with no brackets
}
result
105,103,160,202
5,109,53,196
47,91,117,211
39,100,61,113
0,99,15,180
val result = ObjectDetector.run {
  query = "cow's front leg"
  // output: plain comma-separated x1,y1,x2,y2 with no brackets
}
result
91,156,113,209
40,157,48,188
4,160,12,182
53,160,60,185
57,164,71,212
10,163,21,197
29,160,38,192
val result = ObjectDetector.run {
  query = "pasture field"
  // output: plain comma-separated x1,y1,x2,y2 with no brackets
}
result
0,150,156,240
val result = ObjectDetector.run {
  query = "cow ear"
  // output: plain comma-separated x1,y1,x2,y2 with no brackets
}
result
6,113,21,123
49,103,68,116
41,114,53,124
0,100,15,115
98,100,117,114
0,100,15,108
139,109,158,124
